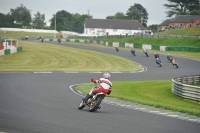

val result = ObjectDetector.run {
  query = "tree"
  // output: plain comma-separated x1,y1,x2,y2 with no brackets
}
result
32,11,45,29
49,11,92,33
164,0,200,17
50,10,72,31
190,9,200,15
106,12,127,19
9,4,32,27
147,24,158,32
126,4,148,27
0,13,7,27
73,14,92,33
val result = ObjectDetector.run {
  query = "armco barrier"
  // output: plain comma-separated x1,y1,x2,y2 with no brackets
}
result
172,75,200,102
4,49,10,55
152,45,160,50
17,46,23,52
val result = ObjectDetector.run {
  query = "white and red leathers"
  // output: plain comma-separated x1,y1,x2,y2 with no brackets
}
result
89,78,112,95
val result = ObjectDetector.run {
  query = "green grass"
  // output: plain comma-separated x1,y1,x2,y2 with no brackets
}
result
92,37,200,47
156,28,200,36
193,83,200,87
0,31,54,40
0,41,141,72
76,81,200,116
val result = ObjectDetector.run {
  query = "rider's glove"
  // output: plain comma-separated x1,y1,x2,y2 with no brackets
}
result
91,78,95,82
107,90,111,95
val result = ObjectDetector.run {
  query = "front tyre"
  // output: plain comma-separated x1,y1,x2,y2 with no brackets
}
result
78,100,85,110
89,96,103,112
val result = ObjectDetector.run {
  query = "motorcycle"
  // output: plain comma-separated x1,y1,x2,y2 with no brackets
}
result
131,49,136,56
78,86,106,112
169,56,173,62
115,47,119,52
144,51,149,57
173,62,179,68
167,55,171,61
157,61,162,67
156,59,162,67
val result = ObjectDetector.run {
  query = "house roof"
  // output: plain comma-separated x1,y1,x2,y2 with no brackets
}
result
159,19,172,26
158,15,200,26
85,18,146,30
170,15,200,23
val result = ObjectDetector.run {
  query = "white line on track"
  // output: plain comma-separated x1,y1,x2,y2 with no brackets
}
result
34,72,52,73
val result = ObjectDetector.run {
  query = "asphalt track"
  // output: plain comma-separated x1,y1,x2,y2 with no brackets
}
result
0,39,200,133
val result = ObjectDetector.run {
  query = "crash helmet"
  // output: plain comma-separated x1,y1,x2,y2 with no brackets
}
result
103,72,110,80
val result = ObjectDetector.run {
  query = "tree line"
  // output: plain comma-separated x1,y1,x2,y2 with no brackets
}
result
0,0,199,33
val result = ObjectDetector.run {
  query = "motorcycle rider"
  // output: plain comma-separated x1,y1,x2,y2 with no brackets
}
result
115,45,119,51
83,72,112,105
143,47,146,53
154,53,159,59
167,54,171,60
131,48,136,55
172,59,177,66
156,58,161,65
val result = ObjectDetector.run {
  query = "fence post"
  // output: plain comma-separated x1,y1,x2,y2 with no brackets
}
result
193,75,196,84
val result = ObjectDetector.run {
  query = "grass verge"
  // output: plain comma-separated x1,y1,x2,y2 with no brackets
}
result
0,41,141,72
76,80,200,117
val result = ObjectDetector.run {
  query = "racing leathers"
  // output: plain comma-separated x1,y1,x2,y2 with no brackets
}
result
90,78,112,95
83,78,112,103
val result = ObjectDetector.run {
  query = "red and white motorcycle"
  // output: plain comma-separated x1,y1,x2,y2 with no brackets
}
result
78,86,106,112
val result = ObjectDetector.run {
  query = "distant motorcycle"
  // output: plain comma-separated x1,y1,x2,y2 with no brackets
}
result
131,49,136,56
115,46,119,52
169,56,173,62
173,61,179,68
144,50,149,57
78,86,106,112
167,55,171,61
156,58,162,67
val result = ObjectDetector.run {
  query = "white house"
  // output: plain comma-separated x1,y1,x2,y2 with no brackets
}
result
83,18,147,36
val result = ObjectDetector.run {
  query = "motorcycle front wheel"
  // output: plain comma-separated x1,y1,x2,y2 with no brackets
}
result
78,100,85,110
89,96,103,112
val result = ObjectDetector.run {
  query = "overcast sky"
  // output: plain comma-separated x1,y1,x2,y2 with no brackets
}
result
0,0,169,25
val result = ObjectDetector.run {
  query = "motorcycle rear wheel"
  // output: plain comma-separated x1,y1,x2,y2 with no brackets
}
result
89,96,103,112
78,100,85,110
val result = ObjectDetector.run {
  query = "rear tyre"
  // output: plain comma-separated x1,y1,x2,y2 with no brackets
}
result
89,96,103,112
78,100,85,110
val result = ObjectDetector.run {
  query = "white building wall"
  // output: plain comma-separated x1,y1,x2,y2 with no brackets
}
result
84,28,142,36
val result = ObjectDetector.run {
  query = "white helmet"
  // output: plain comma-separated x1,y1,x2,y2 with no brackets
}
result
155,53,156,54
103,72,110,80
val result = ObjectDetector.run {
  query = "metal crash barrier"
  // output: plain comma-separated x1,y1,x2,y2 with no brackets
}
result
172,75,200,102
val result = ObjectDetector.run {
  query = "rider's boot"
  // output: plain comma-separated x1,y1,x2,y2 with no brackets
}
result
82,94,92,104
